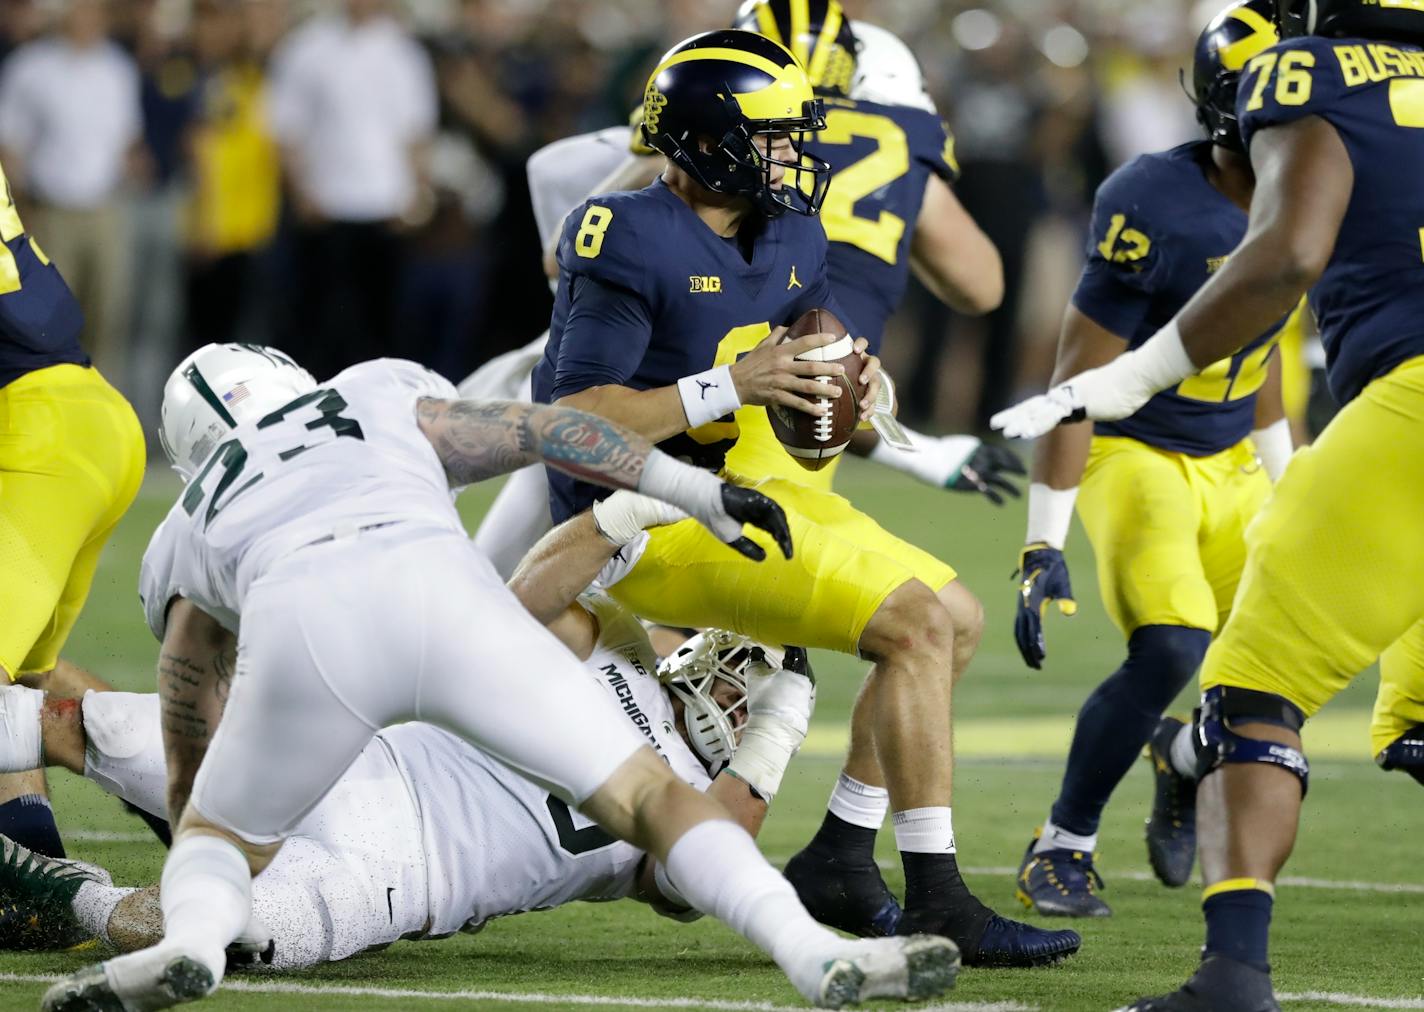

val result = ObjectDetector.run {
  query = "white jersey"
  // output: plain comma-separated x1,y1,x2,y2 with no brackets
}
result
526,125,636,251
397,592,709,937
139,359,462,637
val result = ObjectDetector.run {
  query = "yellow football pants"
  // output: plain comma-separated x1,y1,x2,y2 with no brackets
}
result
1201,356,1424,725
0,363,145,677
1076,435,1271,637
610,474,956,654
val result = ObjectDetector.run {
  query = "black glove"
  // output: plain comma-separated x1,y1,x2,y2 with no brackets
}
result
720,484,794,562
951,442,1026,506
1013,543,1076,669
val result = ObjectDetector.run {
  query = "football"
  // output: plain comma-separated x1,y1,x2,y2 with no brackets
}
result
767,308,862,471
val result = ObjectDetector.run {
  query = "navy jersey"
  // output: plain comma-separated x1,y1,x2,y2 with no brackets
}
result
1071,141,1283,456
808,97,959,353
1240,36,1424,405
0,162,87,389
532,178,848,522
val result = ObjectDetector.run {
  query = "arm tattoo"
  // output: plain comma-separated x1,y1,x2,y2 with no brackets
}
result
419,398,651,490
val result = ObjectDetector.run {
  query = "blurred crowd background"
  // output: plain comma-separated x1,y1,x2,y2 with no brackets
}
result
0,0,1233,439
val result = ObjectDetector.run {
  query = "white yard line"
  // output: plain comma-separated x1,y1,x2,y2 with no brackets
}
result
1280,993,1424,1009
67,830,155,843
0,973,1032,1011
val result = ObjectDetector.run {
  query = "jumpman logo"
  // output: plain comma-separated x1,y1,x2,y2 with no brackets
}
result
696,379,717,399
787,265,802,290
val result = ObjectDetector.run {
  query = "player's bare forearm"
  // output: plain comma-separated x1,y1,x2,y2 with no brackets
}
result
911,176,1003,315
157,599,237,825
1176,118,1351,368
419,397,655,489
554,385,692,443
508,512,615,642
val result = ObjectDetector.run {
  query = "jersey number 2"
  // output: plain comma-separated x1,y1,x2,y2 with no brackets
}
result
545,795,617,855
817,110,911,265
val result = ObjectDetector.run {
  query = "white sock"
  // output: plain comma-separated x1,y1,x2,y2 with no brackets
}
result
891,807,955,854
1035,818,1097,855
827,772,889,830
0,684,44,772
1169,723,1200,780
663,820,843,998
72,880,136,946
158,834,252,982
82,692,168,820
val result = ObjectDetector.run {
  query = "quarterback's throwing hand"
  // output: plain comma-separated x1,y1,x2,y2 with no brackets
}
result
1014,544,1077,669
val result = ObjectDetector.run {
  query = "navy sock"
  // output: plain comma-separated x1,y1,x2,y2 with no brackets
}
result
0,794,65,859
1050,625,1210,836
1203,886,1273,972
805,811,877,866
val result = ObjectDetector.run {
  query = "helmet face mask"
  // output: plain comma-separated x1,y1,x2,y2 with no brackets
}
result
642,29,831,218
159,343,318,481
658,629,784,773
1192,0,1280,151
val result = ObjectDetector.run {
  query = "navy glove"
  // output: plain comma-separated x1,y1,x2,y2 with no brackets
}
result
1014,543,1077,669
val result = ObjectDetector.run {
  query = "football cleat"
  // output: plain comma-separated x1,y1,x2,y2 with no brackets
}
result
1116,955,1280,1012
1376,724,1424,787
959,913,1082,968
41,946,217,1012
0,833,110,951
812,934,960,1009
1146,716,1198,887
1015,834,1111,918
900,901,1082,968
783,845,902,938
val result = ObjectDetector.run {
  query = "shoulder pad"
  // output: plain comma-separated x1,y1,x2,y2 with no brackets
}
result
557,192,663,295
1238,36,1349,148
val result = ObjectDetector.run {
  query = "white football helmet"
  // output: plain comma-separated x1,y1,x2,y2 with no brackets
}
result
159,343,317,480
659,630,785,773
850,20,937,114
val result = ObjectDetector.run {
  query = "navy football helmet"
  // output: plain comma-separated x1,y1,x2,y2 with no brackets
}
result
1192,0,1280,151
734,0,860,97
640,29,830,218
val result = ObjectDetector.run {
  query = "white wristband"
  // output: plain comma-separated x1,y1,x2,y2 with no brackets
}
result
677,365,741,429
1025,482,1078,549
1250,418,1293,483
637,450,739,543
1133,319,1198,391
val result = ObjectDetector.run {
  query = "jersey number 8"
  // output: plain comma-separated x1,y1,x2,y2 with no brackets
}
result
575,206,613,260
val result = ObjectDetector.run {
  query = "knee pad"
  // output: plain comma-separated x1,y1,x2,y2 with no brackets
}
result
1194,685,1310,797
1376,725,1424,788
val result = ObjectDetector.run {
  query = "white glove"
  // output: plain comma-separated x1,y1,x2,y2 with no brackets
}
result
225,911,275,967
591,490,687,546
726,650,815,801
992,321,1197,440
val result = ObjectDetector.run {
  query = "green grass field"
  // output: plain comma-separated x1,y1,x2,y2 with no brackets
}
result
1,459,1419,1012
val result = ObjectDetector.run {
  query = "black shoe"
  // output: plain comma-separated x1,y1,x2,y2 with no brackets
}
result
784,845,902,938
1146,716,1198,887
1015,834,1111,917
900,903,1082,969
1117,955,1280,1011
1377,724,1424,787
